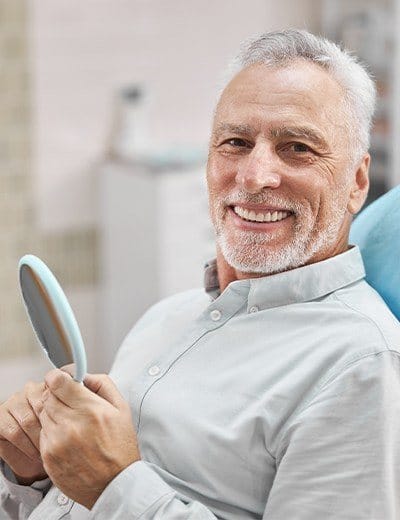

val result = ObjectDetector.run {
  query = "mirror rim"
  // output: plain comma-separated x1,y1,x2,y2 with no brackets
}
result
19,254,87,382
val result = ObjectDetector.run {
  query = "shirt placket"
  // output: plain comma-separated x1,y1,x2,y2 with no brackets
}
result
133,284,249,433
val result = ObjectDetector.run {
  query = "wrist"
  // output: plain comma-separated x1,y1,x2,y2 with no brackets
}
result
85,457,142,510
14,471,48,486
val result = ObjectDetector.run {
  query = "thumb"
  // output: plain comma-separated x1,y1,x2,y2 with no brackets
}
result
83,373,125,408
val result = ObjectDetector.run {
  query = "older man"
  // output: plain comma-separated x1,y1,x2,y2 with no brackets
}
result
1,29,400,519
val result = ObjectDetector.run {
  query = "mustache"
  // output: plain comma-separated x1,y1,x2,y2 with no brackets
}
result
221,191,302,213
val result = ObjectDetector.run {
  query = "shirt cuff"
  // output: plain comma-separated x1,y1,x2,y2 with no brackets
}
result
89,460,175,519
0,459,51,499
0,459,52,518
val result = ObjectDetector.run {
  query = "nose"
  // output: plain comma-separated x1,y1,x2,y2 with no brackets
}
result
235,144,281,194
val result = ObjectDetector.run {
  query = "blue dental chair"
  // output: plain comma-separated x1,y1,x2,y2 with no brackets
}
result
350,184,400,320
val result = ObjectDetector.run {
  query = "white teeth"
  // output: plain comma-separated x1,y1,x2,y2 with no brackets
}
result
233,206,290,223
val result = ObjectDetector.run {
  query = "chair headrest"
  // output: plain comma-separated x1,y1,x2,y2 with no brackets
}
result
350,185,400,320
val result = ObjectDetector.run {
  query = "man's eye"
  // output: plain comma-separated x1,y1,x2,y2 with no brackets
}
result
286,142,312,153
221,138,250,148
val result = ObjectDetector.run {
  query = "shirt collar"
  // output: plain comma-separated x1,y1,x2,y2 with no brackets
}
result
204,246,366,310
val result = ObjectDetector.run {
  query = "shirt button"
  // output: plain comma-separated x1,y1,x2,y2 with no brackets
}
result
148,365,160,376
249,305,259,313
57,493,69,506
210,309,222,321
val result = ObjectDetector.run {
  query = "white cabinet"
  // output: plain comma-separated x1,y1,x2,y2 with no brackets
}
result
98,160,214,369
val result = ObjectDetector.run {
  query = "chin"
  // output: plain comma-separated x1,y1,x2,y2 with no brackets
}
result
217,235,310,275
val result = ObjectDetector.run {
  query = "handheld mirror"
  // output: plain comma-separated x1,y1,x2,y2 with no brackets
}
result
18,254,87,382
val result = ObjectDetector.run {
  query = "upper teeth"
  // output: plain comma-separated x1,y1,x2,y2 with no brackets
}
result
233,206,290,223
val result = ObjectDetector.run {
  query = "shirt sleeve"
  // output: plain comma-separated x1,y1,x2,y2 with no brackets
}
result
89,461,220,519
0,459,52,519
263,350,400,519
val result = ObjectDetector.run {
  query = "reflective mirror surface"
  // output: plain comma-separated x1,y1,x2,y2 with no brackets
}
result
18,255,87,382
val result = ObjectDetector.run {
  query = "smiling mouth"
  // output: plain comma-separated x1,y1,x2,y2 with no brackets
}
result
231,205,293,223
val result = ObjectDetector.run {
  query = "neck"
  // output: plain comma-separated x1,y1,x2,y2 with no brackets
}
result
215,246,266,293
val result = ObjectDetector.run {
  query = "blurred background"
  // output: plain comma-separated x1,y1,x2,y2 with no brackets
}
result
0,0,398,400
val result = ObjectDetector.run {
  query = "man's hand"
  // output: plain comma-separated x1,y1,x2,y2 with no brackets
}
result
0,381,48,485
39,369,141,510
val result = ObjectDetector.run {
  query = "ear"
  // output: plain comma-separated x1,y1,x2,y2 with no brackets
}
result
347,153,370,215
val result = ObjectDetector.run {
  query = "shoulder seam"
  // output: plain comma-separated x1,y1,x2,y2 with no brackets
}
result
290,349,396,422
292,349,400,423
332,292,390,350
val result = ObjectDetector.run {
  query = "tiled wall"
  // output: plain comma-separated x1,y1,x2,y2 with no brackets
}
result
0,0,97,363
0,0,37,359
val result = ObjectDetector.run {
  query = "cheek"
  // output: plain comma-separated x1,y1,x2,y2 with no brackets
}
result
309,183,347,230
206,154,237,194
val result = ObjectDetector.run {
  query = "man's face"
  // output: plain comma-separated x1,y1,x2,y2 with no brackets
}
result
206,61,369,275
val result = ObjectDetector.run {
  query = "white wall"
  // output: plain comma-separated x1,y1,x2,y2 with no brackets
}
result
28,0,321,232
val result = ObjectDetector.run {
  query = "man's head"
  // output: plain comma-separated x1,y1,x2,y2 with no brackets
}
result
206,29,376,278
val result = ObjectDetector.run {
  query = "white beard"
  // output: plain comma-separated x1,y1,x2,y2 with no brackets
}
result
211,189,349,275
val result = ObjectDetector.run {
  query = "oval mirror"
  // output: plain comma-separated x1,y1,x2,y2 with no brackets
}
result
18,254,87,382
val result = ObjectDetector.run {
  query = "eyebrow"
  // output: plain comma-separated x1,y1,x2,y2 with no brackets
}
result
213,123,255,139
270,126,328,148
213,122,328,149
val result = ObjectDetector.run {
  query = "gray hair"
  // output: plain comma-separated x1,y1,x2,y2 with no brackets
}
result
225,29,377,164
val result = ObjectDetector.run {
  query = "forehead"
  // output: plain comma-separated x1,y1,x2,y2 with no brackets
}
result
214,61,346,137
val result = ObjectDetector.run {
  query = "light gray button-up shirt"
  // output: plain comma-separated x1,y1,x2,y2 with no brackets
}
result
2,246,400,519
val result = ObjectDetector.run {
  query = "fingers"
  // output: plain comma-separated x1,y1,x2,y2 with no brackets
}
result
60,364,75,379
8,402,42,454
83,373,125,408
26,383,46,420
0,380,47,459
41,391,69,425
0,438,40,467
39,408,56,432
1,408,41,461
45,369,125,410
24,381,46,448
44,369,83,408
39,427,49,458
